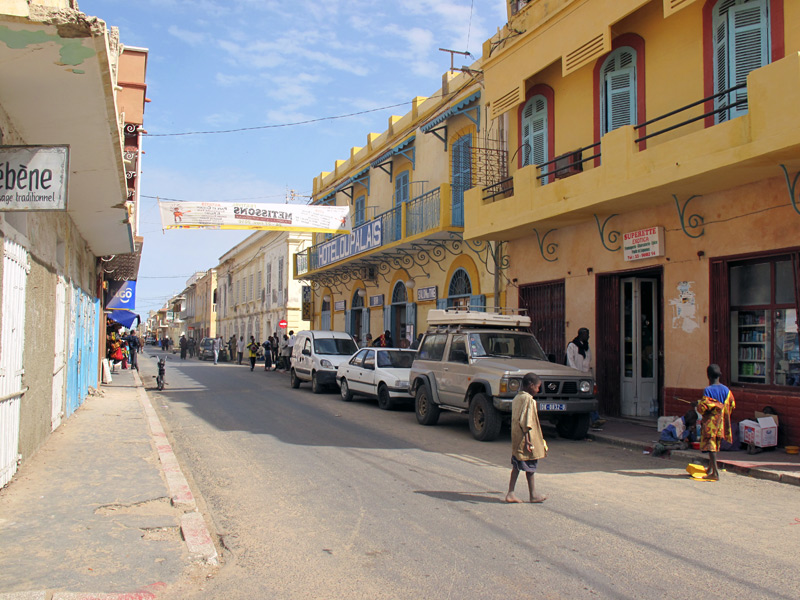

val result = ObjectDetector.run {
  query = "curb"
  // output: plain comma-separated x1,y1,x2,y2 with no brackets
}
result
0,583,166,600
132,372,219,566
585,430,800,486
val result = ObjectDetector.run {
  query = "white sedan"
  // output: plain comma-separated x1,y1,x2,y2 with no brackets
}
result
336,348,416,410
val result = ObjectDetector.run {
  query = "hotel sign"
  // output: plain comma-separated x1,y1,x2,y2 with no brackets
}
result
623,227,665,262
318,219,382,268
0,145,68,211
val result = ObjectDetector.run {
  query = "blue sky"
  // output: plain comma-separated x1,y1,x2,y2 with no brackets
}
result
79,0,504,317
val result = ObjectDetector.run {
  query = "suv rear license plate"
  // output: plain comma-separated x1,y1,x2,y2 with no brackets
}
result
540,403,566,411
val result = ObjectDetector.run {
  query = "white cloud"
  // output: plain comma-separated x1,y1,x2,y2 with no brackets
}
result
167,25,206,46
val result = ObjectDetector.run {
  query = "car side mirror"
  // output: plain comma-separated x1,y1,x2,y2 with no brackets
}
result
302,348,311,356
547,353,556,363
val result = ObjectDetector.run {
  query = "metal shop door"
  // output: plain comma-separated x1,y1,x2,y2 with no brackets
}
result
620,277,659,418
0,239,29,487
51,277,68,431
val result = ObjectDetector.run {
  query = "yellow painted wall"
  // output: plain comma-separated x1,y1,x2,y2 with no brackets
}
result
508,173,798,392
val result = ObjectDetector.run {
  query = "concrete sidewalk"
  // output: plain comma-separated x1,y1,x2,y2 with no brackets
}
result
0,362,216,600
583,417,800,486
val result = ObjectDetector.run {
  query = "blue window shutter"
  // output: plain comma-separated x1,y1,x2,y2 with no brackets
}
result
521,95,548,176
383,306,392,339
451,135,471,227
361,307,370,339
729,2,769,119
395,171,409,205
469,294,486,312
437,299,447,310
345,310,351,335
713,7,730,121
406,302,416,341
601,48,637,134
355,195,366,226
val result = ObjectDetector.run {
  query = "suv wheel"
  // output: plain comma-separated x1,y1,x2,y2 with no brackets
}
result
290,369,301,389
415,382,440,426
556,413,591,440
340,378,353,402
469,393,502,441
311,371,322,394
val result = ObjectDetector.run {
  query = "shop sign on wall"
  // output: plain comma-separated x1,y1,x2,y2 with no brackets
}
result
301,285,312,321
334,300,346,312
417,286,438,302
0,145,68,211
623,227,665,261
369,294,384,307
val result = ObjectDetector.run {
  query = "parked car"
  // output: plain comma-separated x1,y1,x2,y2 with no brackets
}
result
198,337,228,361
145,336,156,346
336,348,416,409
409,309,597,441
290,330,358,393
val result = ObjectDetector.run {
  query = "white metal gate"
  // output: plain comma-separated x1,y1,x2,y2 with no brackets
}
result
0,239,29,487
51,276,68,431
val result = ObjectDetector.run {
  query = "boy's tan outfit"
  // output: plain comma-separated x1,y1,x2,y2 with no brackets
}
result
511,390,547,460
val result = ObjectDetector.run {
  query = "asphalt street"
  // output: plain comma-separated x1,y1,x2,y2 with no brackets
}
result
142,349,800,600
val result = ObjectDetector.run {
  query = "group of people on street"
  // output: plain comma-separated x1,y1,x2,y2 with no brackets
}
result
228,331,296,372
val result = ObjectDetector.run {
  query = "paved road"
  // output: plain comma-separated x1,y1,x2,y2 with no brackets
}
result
142,350,800,600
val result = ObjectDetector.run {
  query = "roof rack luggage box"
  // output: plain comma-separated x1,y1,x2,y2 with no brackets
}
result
426,309,531,328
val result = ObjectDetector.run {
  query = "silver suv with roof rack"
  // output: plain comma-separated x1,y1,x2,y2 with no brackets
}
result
408,308,597,441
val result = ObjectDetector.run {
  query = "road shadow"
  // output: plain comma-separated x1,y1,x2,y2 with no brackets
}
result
414,490,505,504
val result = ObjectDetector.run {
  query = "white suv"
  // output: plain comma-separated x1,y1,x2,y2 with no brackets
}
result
290,330,358,393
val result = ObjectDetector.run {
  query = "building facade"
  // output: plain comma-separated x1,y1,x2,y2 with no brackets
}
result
464,0,800,442
294,67,509,346
0,1,146,485
217,230,311,343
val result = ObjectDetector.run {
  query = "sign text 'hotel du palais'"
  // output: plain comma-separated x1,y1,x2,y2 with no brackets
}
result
317,219,382,268
0,146,69,211
623,226,665,262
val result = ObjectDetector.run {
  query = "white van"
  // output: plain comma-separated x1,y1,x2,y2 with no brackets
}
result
290,330,358,393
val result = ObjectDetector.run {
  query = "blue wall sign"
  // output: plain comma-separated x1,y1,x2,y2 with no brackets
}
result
318,219,382,268
369,294,384,307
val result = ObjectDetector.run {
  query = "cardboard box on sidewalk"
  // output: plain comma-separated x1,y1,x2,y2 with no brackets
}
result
741,416,778,448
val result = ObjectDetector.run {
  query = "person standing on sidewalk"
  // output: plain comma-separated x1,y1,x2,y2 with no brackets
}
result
247,336,259,371
237,336,245,365
693,364,736,481
263,337,273,371
506,372,548,504
567,327,604,428
126,330,140,371
212,336,220,365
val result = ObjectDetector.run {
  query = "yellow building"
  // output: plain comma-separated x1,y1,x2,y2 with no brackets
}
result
295,66,512,346
465,0,800,442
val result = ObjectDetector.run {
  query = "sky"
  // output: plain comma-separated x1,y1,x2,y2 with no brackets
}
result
78,0,506,318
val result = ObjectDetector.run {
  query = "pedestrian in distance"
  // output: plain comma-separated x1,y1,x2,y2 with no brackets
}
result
364,333,373,347
179,334,188,360
280,334,291,371
187,336,195,358
506,372,548,504
271,332,280,368
410,333,424,350
247,336,259,371
126,330,140,371
212,336,220,365
263,337,273,371
237,336,245,365
692,364,736,481
567,327,604,428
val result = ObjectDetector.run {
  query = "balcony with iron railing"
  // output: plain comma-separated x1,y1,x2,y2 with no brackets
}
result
465,54,800,241
294,183,459,278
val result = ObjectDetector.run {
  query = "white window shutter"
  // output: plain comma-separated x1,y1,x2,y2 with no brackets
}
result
606,67,635,132
521,95,548,178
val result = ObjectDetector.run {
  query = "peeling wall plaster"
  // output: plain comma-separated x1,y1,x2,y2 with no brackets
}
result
670,281,699,333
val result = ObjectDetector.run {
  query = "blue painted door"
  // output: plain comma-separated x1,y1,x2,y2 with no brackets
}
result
451,135,471,226
394,170,409,239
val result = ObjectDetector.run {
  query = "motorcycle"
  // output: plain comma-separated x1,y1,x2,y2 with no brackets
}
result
155,356,166,391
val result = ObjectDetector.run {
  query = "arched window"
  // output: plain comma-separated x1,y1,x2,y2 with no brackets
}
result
392,281,408,304
712,0,770,122
352,291,364,308
447,268,472,308
600,47,637,135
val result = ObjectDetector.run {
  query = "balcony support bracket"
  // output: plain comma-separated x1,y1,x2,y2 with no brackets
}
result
673,194,704,239
533,228,558,262
780,165,800,217
594,214,620,252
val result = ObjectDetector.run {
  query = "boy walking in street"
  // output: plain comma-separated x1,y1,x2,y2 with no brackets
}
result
506,372,548,504
693,364,735,481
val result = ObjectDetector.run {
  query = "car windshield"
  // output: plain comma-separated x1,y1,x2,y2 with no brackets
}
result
314,338,358,355
468,332,548,360
377,350,415,369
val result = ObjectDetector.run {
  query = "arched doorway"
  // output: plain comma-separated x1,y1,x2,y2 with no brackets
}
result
386,281,416,346
349,290,367,344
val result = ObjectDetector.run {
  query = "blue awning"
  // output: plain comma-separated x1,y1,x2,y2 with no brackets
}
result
370,135,416,168
335,166,370,193
421,91,481,132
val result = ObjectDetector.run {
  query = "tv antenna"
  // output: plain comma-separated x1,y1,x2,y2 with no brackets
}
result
438,48,482,76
